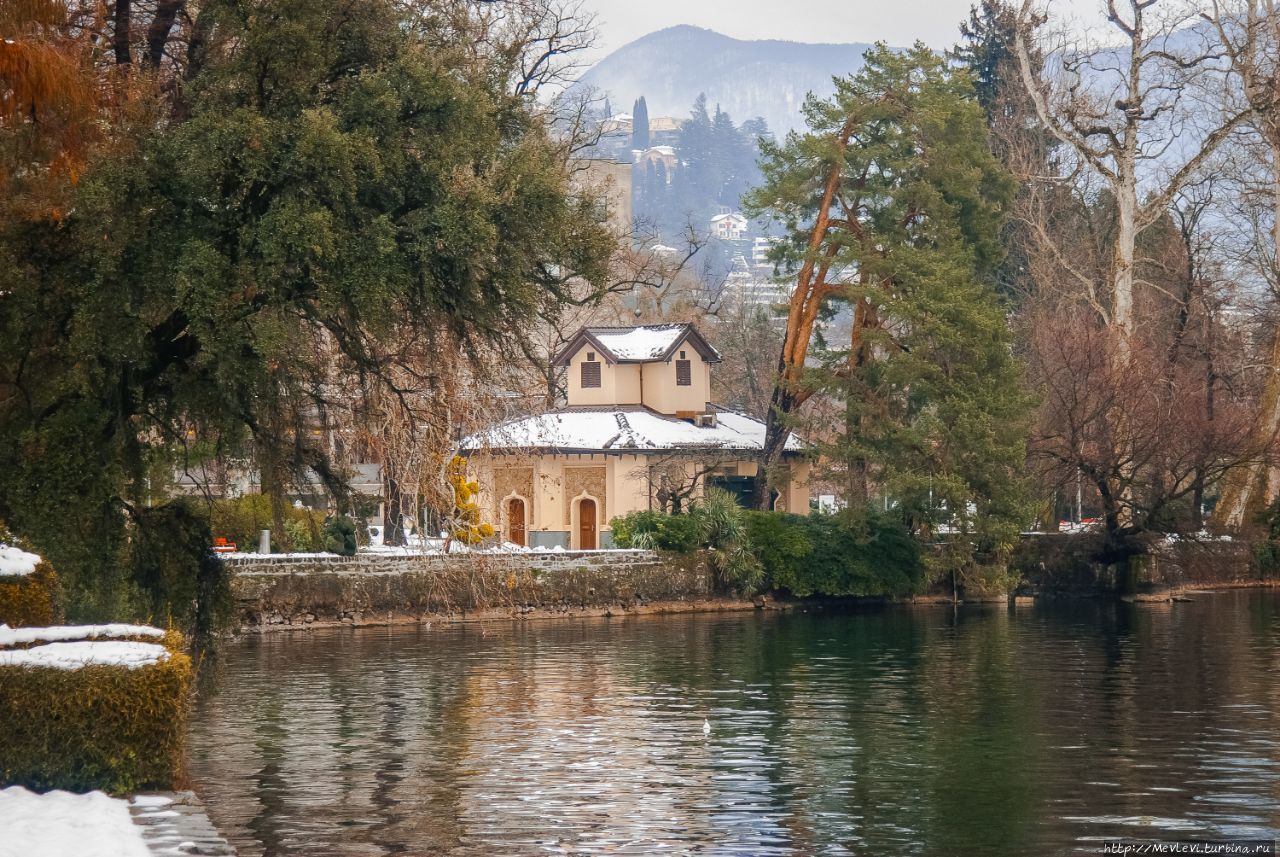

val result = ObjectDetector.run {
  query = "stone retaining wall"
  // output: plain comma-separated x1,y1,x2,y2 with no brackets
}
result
224,550,719,632
1013,533,1272,595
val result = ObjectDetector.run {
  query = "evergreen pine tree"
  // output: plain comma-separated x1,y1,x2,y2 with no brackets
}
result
631,96,650,150
950,1,1049,301
745,44,1031,568
710,104,741,208
675,94,716,224
951,1,1016,117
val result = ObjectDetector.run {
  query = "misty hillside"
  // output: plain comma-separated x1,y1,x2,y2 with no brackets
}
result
576,25,880,135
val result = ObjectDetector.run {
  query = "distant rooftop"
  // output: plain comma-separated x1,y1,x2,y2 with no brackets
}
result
552,323,721,366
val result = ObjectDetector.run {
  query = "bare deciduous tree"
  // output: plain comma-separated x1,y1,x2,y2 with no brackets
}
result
1205,1,1280,527
1015,0,1249,362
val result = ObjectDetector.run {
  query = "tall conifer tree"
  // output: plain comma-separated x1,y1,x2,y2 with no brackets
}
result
745,44,1030,566
631,95,650,150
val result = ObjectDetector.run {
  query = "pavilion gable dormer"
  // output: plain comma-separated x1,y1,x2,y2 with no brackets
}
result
551,323,721,415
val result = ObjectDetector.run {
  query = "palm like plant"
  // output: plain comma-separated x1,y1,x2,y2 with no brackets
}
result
696,488,764,595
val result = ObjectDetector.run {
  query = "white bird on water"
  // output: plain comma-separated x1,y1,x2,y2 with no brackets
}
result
703,718,711,736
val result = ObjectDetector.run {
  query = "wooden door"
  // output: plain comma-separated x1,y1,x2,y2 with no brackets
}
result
578,498,597,550
507,498,526,547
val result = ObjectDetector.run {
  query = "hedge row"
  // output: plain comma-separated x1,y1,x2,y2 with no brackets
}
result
0,562,60,627
0,630,193,793
612,506,926,598
744,511,924,597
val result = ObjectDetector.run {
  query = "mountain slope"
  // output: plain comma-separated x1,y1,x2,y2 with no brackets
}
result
576,25,879,135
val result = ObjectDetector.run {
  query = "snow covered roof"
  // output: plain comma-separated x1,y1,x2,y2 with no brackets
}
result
461,406,804,455
552,323,720,366
710,211,748,223
592,327,685,360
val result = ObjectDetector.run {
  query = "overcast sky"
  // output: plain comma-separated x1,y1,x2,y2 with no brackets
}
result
581,0,1107,58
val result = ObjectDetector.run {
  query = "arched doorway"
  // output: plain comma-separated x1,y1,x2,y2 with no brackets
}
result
506,496,527,547
577,497,597,550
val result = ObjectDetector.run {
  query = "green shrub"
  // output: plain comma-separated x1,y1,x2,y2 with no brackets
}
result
609,510,703,552
743,512,812,584
0,631,193,793
0,561,60,627
282,518,315,552
323,516,358,556
209,494,324,552
745,510,923,597
616,501,924,598
694,488,763,595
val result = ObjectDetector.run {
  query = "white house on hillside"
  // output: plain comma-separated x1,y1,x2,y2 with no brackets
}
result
710,211,749,241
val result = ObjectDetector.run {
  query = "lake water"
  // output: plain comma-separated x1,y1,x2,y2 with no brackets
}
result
189,592,1280,855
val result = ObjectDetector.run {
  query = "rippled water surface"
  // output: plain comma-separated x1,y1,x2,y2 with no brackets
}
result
189,592,1280,855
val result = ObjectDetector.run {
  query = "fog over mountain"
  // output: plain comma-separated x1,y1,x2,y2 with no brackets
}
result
575,25,880,135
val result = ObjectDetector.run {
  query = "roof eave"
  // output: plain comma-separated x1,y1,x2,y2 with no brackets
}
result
656,327,722,363
550,330,620,367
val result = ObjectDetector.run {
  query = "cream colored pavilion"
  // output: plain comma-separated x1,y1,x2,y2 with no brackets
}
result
460,324,809,550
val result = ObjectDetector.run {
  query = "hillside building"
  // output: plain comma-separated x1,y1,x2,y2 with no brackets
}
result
710,211,749,241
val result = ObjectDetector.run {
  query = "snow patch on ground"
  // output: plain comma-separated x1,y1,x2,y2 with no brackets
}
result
0,786,151,857
0,623,165,646
229,542,580,558
1158,530,1234,546
0,544,41,578
0,640,170,670
227,551,339,559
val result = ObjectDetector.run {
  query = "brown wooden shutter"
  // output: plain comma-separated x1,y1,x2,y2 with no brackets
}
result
581,361,601,388
676,359,692,386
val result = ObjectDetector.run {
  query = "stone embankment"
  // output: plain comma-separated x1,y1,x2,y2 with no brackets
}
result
1013,533,1273,598
224,550,743,633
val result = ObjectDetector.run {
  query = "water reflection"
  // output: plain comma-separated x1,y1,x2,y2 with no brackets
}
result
188,593,1280,855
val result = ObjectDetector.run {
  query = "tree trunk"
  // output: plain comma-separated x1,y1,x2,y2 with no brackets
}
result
1216,148,1280,530
1218,331,1280,528
1109,158,1139,529
144,0,184,69
384,461,406,546
1112,172,1137,365
752,381,794,510
843,295,876,507
753,124,853,510
113,0,132,65
845,389,869,508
